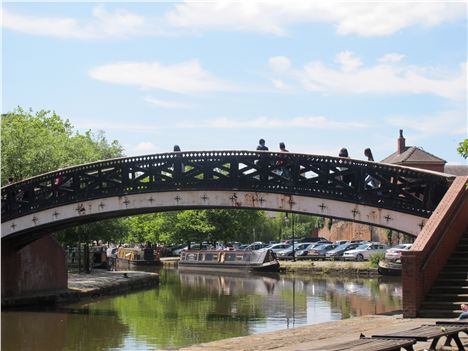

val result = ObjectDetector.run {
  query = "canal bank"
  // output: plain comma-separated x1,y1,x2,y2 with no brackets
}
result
180,314,466,351
162,257,380,277
2,270,159,308
279,260,379,277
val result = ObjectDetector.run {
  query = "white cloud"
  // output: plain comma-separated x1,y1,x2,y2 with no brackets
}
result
3,2,465,39
334,51,362,72
144,96,190,109
89,60,235,94
75,120,161,134
269,56,291,72
270,54,467,101
2,6,162,39
379,53,406,63
386,109,467,136
176,115,368,129
133,141,160,154
166,1,465,37
271,79,291,91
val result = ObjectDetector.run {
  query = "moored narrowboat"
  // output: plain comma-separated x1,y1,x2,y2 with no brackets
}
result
113,247,162,270
178,249,280,272
377,259,402,276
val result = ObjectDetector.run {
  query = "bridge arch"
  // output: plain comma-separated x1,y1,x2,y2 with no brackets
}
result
2,150,453,243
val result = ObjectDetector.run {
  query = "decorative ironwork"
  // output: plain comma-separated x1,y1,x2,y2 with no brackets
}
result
319,203,328,212
10,223,16,230
32,216,38,225
75,204,85,215
99,202,106,209
288,198,296,206
384,214,393,223
122,198,130,208
53,211,60,219
351,208,360,218
1,150,453,223
174,195,181,204
258,197,265,205
147,197,154,204
418,220,425,230
201,194,208,202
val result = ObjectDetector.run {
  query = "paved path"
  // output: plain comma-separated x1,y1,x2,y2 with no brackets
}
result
180,314,467,351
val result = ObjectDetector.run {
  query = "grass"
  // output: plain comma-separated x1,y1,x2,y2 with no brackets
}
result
280,259,371,271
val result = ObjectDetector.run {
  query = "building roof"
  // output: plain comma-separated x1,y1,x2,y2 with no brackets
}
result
444,165,468,176
381,146,446,165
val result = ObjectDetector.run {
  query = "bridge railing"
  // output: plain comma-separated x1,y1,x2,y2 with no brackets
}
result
1,150,453,222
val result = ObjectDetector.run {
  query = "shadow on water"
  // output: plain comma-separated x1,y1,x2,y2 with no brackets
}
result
1,269,402,350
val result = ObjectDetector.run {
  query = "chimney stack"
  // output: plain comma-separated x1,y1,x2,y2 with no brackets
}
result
398,129,406,154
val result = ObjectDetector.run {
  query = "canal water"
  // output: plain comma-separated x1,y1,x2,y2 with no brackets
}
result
2,269,401,350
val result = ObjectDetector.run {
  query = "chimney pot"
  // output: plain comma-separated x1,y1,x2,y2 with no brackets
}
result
398,130,406,154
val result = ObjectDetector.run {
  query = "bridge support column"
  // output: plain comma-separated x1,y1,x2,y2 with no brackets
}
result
1,235,67,301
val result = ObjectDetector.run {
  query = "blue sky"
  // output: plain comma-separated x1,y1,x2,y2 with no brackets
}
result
2,1,467,164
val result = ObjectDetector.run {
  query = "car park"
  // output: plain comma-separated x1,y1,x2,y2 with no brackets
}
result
385,244,412,261
243,242,269,250
276,243,310,259
342,242,388,261
326,242,361,260
306,243,338,260
266,243,292,253
295,242,325,258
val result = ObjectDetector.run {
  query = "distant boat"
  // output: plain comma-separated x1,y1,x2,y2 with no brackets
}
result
378,259,402,276
113,247,162,270
178,249,280,273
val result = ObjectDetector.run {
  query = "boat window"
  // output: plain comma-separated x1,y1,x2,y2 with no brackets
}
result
204,253,218,261
236,255,244,261
186,253,198,261
224,253,237,261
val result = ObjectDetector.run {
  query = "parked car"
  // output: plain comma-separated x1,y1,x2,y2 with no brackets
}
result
343,242,388,261
299,237,329,243
266,243,292,253
385,244,412,261
173,243,214,255
307,243,338,260
326,242,361,260
243,242,269,251
295,242,326,258
276,243,310,259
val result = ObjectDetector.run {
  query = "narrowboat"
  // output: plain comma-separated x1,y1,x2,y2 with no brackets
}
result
178,249,280,272
113,247,162,270
377,259,402,276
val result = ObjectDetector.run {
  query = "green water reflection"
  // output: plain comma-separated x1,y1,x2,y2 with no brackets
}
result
1,269,401,350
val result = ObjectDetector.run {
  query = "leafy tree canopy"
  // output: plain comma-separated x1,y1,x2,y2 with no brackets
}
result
457,139,468,159
1,107,123,185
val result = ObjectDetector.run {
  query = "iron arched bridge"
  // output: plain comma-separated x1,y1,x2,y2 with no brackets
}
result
1,150,454,242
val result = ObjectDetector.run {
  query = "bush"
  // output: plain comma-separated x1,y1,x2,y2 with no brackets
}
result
368,252,385,268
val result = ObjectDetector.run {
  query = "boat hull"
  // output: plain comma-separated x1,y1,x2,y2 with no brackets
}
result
378,259,402,276
178,260,280,273
179,249,280,273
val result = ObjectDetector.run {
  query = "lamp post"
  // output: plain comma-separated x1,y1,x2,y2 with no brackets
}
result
285,213,296,261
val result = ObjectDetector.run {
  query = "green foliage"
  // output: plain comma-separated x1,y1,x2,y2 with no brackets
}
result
368,252,385,268
56,218,128,245
457,139,468,159
386,229,393,246
327,218,333,231
1,107,123,185
2,107,124,243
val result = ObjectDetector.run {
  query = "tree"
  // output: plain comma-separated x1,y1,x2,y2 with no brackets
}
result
457,139,468,159
2,107,125,244
1,107,123,185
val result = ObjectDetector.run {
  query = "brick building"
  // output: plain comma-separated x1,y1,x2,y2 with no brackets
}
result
381,130,446,173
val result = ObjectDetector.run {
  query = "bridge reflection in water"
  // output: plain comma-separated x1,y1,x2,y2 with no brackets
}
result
1,269,402,350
